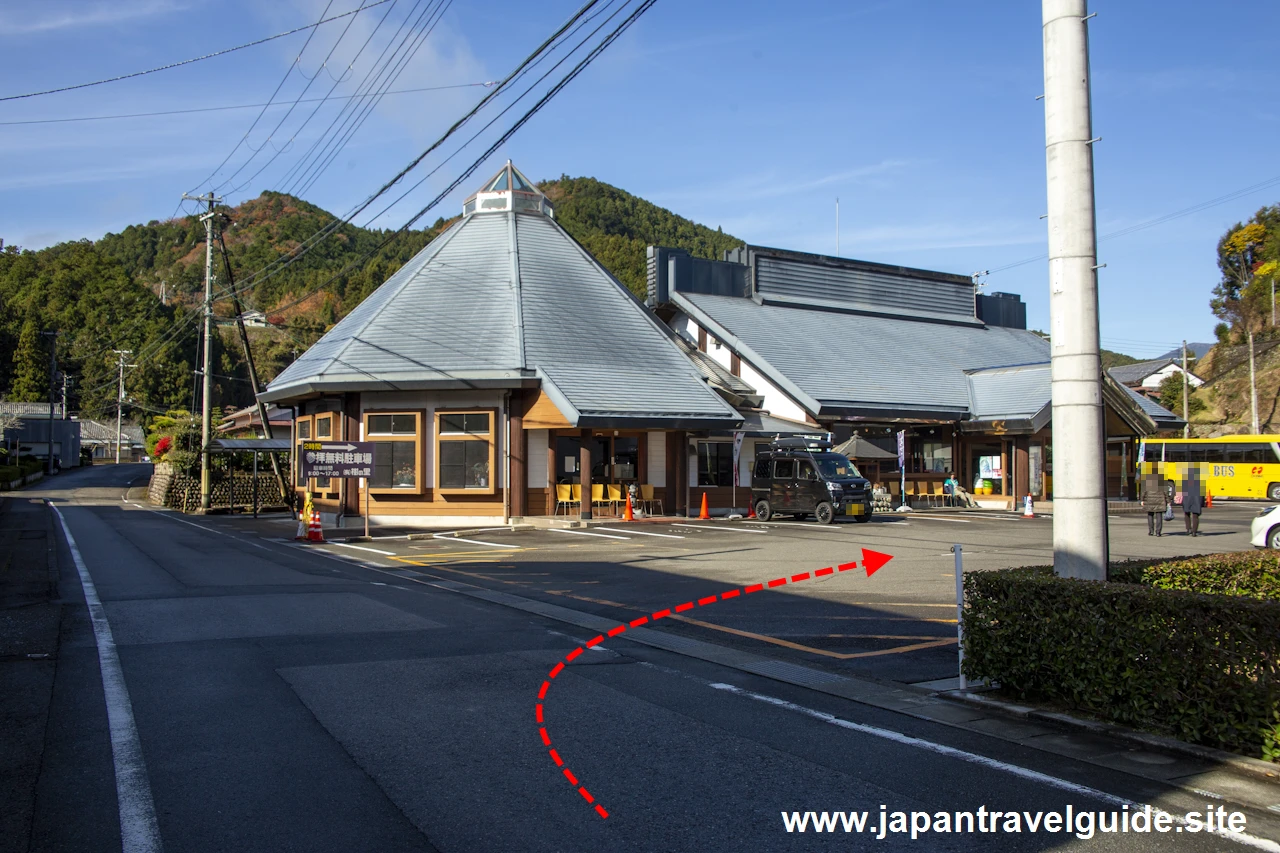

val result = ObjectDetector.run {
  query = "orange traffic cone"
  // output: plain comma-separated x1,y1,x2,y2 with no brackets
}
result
1206,490,1213,508
699,492,711,520
623,491,635,521
308,509,325,542
746,501,756,519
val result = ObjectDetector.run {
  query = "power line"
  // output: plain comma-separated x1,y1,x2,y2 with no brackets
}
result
988,172,1280,277
0,82,498,127
0,1,393,103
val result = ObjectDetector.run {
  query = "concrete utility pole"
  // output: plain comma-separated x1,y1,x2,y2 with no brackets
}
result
112,350,135,464
40,331,58,475
183,192,221,511
60,372,71,420
1249,329,1260,434
1181,340,1190,439
1042,0,1108,580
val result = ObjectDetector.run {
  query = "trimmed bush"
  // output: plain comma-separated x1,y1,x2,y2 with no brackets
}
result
1108,552,1280,600
963,567,1280,761
0,465,20,484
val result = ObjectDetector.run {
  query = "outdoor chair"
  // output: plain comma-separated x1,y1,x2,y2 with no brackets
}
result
591,484,608,512
640,484,663,516
570,484,582,512
605,483,624,514
554,483,579,516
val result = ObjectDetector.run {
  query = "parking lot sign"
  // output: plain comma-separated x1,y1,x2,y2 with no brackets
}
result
300,441,375,479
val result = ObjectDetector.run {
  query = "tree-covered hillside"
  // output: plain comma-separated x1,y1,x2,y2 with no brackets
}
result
540,176,740,296
0,177,742,423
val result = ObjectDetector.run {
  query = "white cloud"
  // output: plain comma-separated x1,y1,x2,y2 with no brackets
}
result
0,1,183,35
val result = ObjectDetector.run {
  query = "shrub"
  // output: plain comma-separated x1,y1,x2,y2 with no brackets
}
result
963,567,1280,760
1108,552,1280,600
0,465,19,484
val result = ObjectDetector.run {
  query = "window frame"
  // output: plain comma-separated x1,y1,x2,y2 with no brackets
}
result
363,409,425,496
434,408,497,495
294,415,312,488
696,440,734,487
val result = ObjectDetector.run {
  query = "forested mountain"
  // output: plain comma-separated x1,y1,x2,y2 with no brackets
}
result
0,177,739,423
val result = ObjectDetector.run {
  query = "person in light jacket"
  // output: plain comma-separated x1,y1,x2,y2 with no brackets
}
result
1139,471,1167,536
1181,468,1205,536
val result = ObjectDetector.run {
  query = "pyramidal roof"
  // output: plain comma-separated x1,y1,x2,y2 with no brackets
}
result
262,163,741,428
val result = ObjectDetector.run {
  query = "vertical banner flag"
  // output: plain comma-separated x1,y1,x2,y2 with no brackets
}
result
896,430,905,468
732,431,745,487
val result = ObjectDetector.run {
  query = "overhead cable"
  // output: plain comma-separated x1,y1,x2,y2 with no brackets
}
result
0,1,393,103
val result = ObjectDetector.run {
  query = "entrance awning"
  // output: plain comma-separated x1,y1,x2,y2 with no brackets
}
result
209,438,292,452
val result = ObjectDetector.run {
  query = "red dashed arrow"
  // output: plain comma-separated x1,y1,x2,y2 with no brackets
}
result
536,547,893,819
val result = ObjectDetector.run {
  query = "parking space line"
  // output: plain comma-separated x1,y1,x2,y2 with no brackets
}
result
330,542,397,556
671,523,768,534
545,529,631,540
593,527,684,539
904,516,971,523
668,613,957,659
434,533,521,549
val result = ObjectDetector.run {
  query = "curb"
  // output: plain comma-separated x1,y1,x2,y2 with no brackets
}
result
945,689,1280,782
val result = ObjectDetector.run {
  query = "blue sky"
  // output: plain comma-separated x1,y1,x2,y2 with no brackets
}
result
2,0,1278,358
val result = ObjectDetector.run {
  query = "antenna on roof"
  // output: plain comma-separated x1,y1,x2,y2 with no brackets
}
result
971,270,990,290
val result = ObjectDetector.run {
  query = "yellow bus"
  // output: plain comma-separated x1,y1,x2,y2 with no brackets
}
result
1137,435,1280,501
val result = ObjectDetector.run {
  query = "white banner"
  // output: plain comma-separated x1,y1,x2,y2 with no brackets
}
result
732,432,745,487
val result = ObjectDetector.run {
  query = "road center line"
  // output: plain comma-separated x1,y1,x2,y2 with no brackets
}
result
329,542,396,556
545,528,631,540
593,527,684,539
49,503,164,853
708,681,1279,852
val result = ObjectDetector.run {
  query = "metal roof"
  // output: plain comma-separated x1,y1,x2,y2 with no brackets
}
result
209,438,293,451
1113,379,1186,430
1106,358,1180,385
962,364,1052,433
263,173,740,429
674,291,1050,420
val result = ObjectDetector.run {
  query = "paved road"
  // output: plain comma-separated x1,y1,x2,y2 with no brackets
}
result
13,464,1279,851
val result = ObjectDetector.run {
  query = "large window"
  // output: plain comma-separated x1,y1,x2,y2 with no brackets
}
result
365,411,422,494
697,441,734,486
295,418,311,487
916,439,952,473
313,415,334,490
436,410,495,493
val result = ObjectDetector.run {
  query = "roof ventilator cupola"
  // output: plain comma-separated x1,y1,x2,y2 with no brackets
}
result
462,160,554,218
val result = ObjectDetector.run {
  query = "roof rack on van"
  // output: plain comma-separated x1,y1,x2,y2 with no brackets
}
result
770,436,832,451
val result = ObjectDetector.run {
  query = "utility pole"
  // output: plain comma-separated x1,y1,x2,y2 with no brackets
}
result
112,350,135,464
835,197,840,257
1249,329,1260,434
40,331,58,475
183,191,222,511
1181,340,1190,439
1042,0,1107,580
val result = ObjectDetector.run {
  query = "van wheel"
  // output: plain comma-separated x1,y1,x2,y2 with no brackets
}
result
814,501,835,525
754,499,772,522
1268,483,1280,501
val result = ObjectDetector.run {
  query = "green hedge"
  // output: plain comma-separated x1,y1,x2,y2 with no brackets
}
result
1108,552,1280,600
0,465,19,483
963,568,1280,762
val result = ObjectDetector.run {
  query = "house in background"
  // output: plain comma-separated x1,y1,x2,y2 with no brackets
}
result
0,402,81,466
218,405,293,437
1108,358,1203,397
78,419,145,462
646,243,1182,503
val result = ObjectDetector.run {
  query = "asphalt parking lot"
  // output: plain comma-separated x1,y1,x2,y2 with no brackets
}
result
273,502,1264,687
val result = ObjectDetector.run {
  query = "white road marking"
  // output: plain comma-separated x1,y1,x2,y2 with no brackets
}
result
594,527,684,538
908,516,972,524
672,523,768,534
49,503,164,853
329,542,396,556
544,528,631,540
432,533,520,549
709,682,1279,851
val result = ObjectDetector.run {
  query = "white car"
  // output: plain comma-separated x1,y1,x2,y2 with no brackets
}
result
1250,506,1280,549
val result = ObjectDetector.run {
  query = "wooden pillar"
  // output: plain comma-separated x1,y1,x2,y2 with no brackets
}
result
666,430,684,514
547,430,557,515
1000,439,1010,505
509,393,526,518
637,431,647,485
1013,437,1030,501
579,428,593,520
341,393,361,518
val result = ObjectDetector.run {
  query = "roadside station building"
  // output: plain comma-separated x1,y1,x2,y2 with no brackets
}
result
262,163,755,526
645,243,1184,505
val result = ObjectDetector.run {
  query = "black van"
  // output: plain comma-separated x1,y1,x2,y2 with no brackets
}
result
751,438,873,524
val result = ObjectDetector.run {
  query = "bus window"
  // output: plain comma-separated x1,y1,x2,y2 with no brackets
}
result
1163,444,1187,463
1203,444,1227,463
1224,444,1245,464
1245,444,1279,464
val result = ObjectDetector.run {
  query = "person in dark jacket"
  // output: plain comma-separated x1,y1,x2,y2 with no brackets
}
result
1181,468,1205,536
1140,471,1167,536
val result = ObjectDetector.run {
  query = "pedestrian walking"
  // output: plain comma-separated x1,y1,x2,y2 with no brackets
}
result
1139,470,1167,536
1181,468,1205,537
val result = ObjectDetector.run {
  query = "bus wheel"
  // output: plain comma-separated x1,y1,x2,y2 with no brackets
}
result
1269,483,1280,502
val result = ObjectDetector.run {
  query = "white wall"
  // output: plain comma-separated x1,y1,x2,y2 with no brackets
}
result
647,431,666,487
1140,363,1204,389
737,359,810,424
527,429,549,488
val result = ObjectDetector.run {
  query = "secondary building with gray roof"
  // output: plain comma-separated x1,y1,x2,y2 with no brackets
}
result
647,243,1183,504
